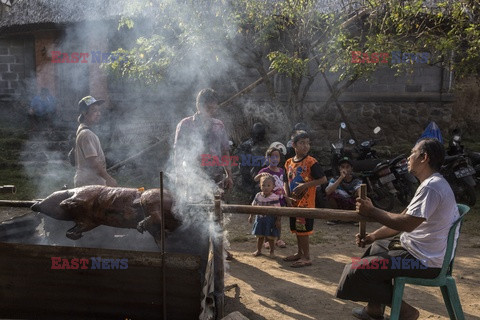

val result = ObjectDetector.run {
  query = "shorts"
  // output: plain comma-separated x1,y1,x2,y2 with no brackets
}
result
327,192,356,210
289,216,314,236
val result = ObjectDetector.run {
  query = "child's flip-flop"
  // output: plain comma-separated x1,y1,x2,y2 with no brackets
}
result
276,239,286,248
290,260,312,268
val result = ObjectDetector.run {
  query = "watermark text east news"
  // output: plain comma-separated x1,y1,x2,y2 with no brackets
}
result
51,51,127,64
351,257,428,269
51,257,128,270
201,154,268,167
351,51,430,64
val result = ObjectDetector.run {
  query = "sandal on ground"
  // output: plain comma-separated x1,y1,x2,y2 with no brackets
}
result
276,239,286,248
283,254,301,262
352,307,384,320
290,260,312,268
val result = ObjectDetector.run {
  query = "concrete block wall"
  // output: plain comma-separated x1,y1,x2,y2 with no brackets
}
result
0,37,35,99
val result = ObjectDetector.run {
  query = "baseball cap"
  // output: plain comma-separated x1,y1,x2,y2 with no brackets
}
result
338,156,353,166
269,141,287,155
78,96,105,113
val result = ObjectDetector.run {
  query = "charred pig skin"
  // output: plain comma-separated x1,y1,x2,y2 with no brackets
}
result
31,186,180,241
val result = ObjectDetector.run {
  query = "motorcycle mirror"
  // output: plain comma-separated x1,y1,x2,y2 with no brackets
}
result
340,122,346,129
349,139,355,145
373,126,381,134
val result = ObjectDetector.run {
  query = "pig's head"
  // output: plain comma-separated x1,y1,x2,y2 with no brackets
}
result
31,190,75,221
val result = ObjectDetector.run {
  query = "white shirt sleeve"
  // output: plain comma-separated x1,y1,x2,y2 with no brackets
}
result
406,185,440,220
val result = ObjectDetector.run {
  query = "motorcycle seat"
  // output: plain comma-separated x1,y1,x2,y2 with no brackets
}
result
389,154,406,166
468,151,480,164
444,154,463,164
353,159,383,172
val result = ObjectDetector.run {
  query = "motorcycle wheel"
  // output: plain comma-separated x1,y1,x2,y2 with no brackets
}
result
370,184,395,211
452,181,476,207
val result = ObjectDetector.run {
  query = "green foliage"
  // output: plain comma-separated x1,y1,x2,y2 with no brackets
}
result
104,0,480,104
358,0,480,78
267,51,308,77
103,35,175,84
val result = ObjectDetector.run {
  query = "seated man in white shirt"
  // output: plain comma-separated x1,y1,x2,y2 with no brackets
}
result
336,138,459,320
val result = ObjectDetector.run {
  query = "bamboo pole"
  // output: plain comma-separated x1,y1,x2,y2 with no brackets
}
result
359,184,367,239
208,204,374,222
107,138,161,172
218,69,277,108
0,200,37,207
0,185,16,194
160,172,167,320
213,194,224,320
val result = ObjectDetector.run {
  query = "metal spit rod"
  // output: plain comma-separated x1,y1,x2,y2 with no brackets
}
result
160,172,167,320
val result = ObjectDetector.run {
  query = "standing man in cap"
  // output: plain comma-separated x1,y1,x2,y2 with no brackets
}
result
74,95,117,188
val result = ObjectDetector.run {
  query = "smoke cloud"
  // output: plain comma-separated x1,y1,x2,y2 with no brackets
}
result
14,0,250,256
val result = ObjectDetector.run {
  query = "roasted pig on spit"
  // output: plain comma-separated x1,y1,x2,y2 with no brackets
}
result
31,186,180,242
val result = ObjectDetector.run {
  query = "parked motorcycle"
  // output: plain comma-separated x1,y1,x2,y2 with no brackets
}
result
356,126,383,160
330,123,396,211
444,130,477,206
346,126,417,206
388,154,418,205
441,154,476,206
448,130,480,185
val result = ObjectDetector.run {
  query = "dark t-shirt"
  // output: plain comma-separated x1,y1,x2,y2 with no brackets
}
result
327,176,362,198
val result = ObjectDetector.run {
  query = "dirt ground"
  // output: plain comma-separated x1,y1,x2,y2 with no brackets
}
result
223,213,480,320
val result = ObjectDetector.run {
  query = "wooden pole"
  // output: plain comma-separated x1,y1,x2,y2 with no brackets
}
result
0,200,37,207
213,194,224,320
160,172,167,320
198,204,373,222
359,184,367,239
218,69,277,108
0,185,16,194
107,138,161,172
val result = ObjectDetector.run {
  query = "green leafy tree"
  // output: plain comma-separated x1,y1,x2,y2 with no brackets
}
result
104,0,480,123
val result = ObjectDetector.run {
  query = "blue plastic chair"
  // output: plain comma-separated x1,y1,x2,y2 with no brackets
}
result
390,204,470,320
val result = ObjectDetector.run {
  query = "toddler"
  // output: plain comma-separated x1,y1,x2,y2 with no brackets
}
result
248,174,281,257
